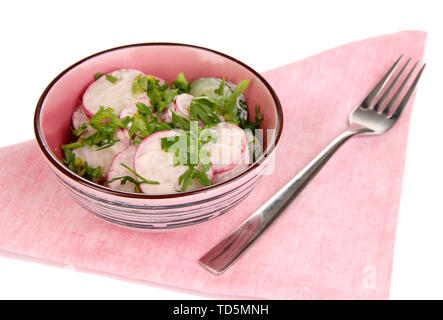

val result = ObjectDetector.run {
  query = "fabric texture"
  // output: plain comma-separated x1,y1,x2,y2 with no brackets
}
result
0,31,426,299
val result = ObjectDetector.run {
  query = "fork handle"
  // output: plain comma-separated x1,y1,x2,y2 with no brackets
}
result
199,127,367,275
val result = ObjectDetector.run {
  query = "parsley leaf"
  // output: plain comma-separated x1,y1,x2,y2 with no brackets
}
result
94,73,103,80
160,126,214,191
171,72,190,93
170,110,191,131
62,147,76,171
67,106,128,151
132,74,149,95
62,140,85,150
132,74,179,114
127,102,172,140
62,147,103,181
240,105,263,130
178,167,195,192
214,76,226,96
189,98,221,125
72,123,89,137
105,74,118,83
185,79,252,126
190,167,211,186
178,165,211,192
136,102,156,121
222,79,249,121
133,136,143,146
104,163,159,193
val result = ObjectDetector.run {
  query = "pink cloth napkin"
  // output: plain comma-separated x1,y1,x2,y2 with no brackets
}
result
0,31,426,299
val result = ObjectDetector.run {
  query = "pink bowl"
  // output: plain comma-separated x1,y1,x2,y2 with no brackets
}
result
34,43,283,231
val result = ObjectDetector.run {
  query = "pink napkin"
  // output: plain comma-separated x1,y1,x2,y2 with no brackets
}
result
0,31,426,299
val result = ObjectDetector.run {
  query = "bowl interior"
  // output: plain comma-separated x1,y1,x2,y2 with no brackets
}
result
36,43,281,191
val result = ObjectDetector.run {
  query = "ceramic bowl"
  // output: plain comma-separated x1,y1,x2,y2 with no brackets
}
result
34,43,283,231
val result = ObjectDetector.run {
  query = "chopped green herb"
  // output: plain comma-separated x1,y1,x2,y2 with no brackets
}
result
183,79,252,126
160,126,214,191
62,148,102,181
121,163,159,185
214,76,226,96
127,102,172,139
189,167,211,186
129,117,149,138
222,79,249,121
177,165,211,192
171,72,190,93
240,105,263,130
105,175,140,192
104,163,159,193
94,73,103,80
136,102,156,121
132,74,149,95
62,147,76,171
189,99,221,125
133,136,143,146
160,134,180,153
178,166,194,191
62,140,84,150
72,123,89,136
64,106,128,151
105,74,119,83
170,110,191,131
131,74,178,114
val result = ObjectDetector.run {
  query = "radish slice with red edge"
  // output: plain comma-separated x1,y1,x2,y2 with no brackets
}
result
120,97,157,140
159,93,225,125
83,69,145,117
134,130,213,194
159,93,192,123
159,107,173,123
211,146,250,184
106,145,138,192
72,104,89,130
204,123,248,175
120,97,154,121
72,129,129,179
173,93,193,117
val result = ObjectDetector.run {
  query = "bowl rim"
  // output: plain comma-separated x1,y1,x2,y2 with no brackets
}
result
34,42,283,199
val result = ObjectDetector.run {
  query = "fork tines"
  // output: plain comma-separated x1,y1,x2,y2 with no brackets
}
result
362,55,425,119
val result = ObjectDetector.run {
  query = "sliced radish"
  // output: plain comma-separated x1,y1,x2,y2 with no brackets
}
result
134,131,213,194
71,104,89,130
173,93,193,116
119,97,154,120
158,93,226,125
73,129,129,178
204,123,247,174
211,147,250,184
106,145,138,192
152,75,166,87
158,106,173,123
120,97,157,140
83,69,145,117
190,77,231,99
158,93,193,123
203,123,251,184
190,77,248,121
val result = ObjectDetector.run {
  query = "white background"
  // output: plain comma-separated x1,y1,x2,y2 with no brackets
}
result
0,0,442,299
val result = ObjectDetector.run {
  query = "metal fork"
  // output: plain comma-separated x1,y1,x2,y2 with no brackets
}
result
199,55,426,275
